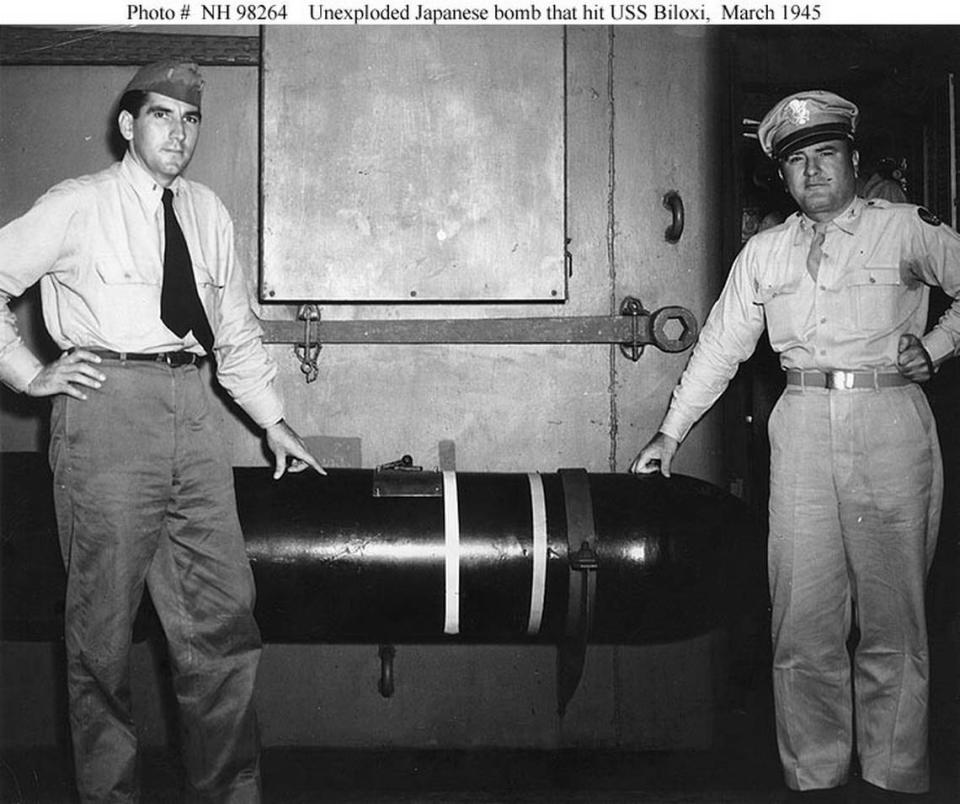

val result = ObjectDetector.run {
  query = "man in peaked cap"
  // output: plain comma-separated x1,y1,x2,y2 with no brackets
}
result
0,61,324,801
757,89,860,161
631,89,960,798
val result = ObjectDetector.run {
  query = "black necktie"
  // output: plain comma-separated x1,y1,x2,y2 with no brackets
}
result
161,188,214,352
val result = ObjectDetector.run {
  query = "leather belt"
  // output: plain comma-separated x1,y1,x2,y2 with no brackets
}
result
786,369,911,390
86,349,204,368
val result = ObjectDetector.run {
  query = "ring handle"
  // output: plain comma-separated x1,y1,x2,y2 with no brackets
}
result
663,191,684,244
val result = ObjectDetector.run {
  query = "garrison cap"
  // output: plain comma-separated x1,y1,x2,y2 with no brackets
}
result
123,60,203,109
757,90,859,160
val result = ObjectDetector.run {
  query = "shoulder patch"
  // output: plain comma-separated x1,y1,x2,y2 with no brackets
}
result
918,207,942,226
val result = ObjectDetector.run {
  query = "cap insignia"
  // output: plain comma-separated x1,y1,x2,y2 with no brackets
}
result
786,99,810,126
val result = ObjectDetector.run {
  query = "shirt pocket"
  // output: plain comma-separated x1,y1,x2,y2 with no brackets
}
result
193,260,225,310
92,254,161,340
756,276,804,346
847,266,902,330
94,252,159,287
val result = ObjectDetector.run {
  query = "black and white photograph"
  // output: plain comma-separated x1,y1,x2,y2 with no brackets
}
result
0,7,958,802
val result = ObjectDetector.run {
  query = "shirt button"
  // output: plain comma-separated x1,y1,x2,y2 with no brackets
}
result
820,349,827,355
819,284,827,291
820,317,827,324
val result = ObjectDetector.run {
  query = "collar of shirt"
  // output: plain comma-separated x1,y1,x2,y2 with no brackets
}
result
793,196,865,245
119,151,186,212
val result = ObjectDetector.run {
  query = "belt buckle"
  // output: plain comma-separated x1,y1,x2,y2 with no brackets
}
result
826,370,855,390
163,352,193,367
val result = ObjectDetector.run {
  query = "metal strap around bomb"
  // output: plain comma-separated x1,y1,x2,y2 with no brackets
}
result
560,468,599,637
556,467,599,716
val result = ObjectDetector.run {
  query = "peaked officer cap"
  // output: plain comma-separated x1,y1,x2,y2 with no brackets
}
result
757,90,859,160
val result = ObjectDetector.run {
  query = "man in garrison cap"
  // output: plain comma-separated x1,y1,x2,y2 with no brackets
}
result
0,61,324,801
631,89,960,798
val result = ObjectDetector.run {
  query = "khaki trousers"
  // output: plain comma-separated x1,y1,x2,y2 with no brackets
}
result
767,382,940,794
50,360,262,803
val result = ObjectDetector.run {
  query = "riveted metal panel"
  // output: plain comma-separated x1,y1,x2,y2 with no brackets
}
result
261,26,565,302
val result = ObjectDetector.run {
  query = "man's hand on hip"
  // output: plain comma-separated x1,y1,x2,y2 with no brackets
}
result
264,419,326,479
25,349,106,400
896,333,936,383
628,432,679,477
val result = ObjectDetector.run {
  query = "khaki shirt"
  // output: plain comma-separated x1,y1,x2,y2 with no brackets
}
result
661,196,960,442
0,152,283,428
